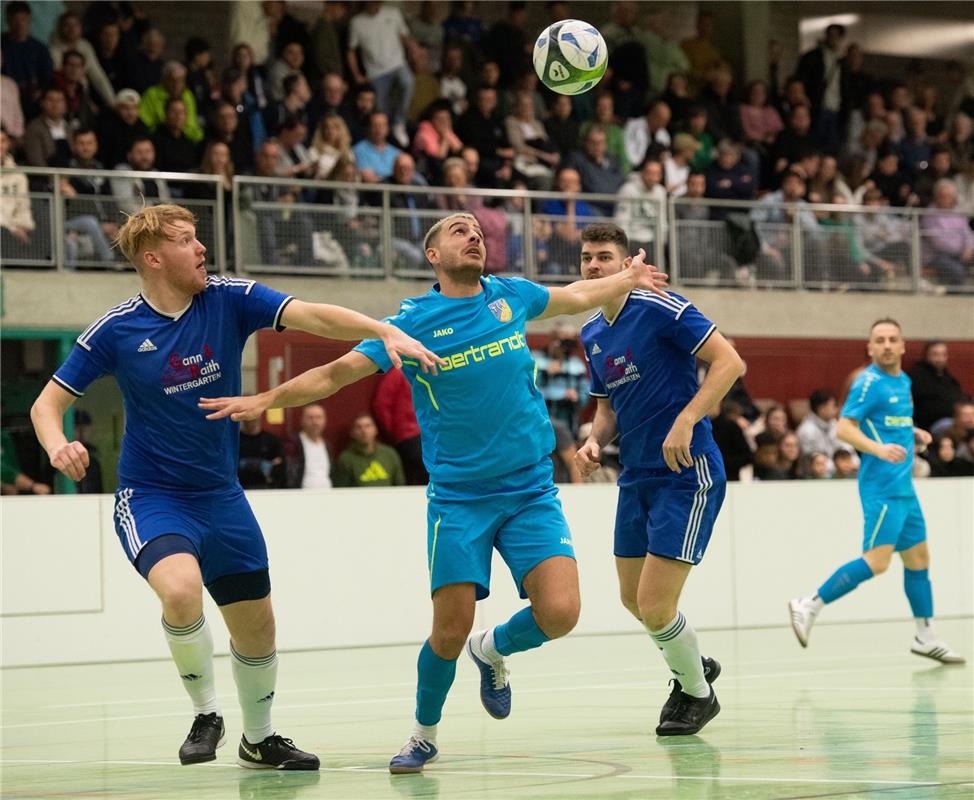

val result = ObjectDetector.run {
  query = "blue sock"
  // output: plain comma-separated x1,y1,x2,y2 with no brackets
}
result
903,568,934,618
818,557,874,604
415,640,457,726
493,607,550,657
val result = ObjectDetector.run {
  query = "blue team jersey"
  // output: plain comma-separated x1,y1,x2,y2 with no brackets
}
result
355,275,553,483
580,290,718,470
840,364,916,499
54,277,293,493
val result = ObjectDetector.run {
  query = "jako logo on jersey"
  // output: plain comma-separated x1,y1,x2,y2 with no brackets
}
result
433,327,454,338
488,298,512,322
137,339,157,352
439,331,527,371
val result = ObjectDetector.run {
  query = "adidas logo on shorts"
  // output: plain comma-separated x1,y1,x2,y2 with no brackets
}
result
137,339,157,352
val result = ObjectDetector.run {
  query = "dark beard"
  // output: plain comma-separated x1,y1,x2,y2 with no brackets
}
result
441,261,483,285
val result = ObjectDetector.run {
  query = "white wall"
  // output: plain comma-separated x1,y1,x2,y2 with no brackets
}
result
2,479,971,668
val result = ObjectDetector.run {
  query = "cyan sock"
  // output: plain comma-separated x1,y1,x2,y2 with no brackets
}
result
415,639,457,727
904,567,934,618
492,607,550,656
817,557,874,604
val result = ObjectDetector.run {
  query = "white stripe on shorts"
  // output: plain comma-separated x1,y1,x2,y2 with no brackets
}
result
681,456,713,562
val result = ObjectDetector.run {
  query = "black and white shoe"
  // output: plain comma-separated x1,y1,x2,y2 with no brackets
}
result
659,656,721,724
655,688,720,737
237,734,320,770
179,712,225,765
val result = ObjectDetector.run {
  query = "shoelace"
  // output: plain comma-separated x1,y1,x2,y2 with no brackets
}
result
487,657,509,691
187,714,219,743
397,736,433,757
263,735,296,750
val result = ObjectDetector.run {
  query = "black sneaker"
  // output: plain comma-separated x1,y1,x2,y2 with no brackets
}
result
656,688,720,736
659,656,721,724
179,713,226,765
237,734,320,770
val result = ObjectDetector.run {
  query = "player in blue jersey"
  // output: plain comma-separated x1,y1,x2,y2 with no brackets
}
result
30,204,441,770
789,319,965,664
199,211,670,773
573,223,745,736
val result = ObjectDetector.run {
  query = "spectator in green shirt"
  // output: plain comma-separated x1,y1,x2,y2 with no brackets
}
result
140,60,204,144
333,414,406,488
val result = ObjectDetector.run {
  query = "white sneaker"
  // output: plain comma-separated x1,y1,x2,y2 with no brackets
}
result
391,122,409,148
910,637,966,664
788,597,818,648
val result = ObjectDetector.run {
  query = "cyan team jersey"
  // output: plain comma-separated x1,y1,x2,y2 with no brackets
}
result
580,290,718,470
54,277,293,493
355,275,553,484
841,363,916,499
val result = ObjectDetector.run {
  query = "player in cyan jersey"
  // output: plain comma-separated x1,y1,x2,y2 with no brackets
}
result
573,223,745,736
199,212,669,772
30,204,440,770
789,319,965,664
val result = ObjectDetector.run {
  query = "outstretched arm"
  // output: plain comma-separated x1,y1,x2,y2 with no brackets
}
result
199,351,380,421
281,300,442,373
537,249,668,319
31,382,90,481
661,332,744,472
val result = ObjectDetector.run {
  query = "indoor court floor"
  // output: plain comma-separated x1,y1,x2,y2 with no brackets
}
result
2,619,972,800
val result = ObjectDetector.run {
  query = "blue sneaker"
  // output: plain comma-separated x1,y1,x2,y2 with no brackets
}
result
389,736,438,774
466,629,511,720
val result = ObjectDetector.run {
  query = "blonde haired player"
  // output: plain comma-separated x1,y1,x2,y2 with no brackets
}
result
31,204,439,769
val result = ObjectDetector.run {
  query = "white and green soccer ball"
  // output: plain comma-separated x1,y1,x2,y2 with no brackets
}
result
532,19,608,96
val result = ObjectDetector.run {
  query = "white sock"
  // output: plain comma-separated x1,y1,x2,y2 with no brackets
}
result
230,643,278,744
413,721,437,742
646,612,709,699
481,628,499,660
163,615,220,715
807,594,825,613
915,617,937,643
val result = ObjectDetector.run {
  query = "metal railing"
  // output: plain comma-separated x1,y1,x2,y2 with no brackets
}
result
3,166,972,294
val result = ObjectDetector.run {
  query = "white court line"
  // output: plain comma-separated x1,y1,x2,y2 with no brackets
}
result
2,664,946,730
1,759,969,789
39,651,912,710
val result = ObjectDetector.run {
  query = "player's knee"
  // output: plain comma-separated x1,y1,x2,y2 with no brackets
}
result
619,591,641,621
429,618,473,660
158,582,203,626
535,597,580,639
864,551,892,575
639,602,678,632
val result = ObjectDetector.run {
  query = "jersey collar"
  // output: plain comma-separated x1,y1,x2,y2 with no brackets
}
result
140,292,193,321
601,292,632,326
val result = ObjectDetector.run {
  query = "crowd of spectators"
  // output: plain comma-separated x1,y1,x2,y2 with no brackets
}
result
2,1,973,286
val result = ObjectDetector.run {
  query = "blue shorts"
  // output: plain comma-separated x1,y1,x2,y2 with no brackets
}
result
113,485,268,585
862,494,926,552
614,450,726,564
426,459,575,600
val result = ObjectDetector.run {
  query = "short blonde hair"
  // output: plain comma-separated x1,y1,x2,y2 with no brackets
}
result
423,212,478,252
114,203,197,266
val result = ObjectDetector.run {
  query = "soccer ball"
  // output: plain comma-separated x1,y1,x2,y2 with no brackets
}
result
533,19,608,96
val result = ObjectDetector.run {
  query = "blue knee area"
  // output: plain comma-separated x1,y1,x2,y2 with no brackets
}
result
903,568,934,618
415,640,457,727
818,557,874,604
493,607,550,657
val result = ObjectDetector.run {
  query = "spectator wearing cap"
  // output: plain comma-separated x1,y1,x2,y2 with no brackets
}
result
96,88,150,170
796,23,845,153
49,10,116,108
614,159,667,256
623,100,672,169
140,60,204,143
705,140,755,221
908,341,967,433
2,1,54,115
921,178,973,286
